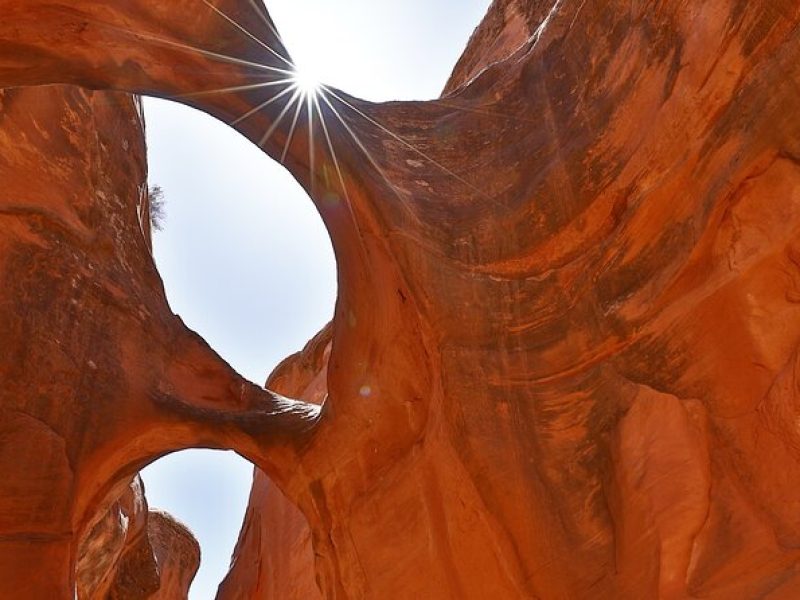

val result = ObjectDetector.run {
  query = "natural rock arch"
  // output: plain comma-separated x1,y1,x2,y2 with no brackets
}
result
0,83,317,597
2,0,800,598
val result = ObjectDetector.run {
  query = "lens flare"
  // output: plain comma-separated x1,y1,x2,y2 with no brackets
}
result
292,67,320,95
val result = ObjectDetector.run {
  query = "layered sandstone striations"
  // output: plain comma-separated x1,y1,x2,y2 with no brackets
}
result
2,0,800,598
217,3,545,595
0,83,316,597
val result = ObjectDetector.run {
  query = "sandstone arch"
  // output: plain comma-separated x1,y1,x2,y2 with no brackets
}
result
2,0,800,598
0,83,317,597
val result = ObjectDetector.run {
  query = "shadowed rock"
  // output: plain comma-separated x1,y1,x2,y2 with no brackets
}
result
3,0,800,598
0,84,316,598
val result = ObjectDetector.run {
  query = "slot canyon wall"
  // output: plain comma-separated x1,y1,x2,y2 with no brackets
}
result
0,83,317,598
2,0,800,599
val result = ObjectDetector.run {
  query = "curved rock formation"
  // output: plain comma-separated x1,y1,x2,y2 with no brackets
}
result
147,511,202,600
219,326,331,600
3,0,800,598
77,477,153,599
0,83,315,598
77,479,200,600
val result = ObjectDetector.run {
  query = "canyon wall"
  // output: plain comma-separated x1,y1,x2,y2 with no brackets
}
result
219,327,331,599
220,1,800,597
0,81,315,597
2,0,800,598
77,477,200,599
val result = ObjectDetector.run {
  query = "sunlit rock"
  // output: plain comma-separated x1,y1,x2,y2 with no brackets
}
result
0,83,315,598
2,0,800,598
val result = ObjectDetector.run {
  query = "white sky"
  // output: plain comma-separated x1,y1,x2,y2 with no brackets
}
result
140,1,492,598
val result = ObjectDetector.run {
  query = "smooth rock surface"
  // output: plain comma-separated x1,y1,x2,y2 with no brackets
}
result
0,82,316,598
218,325,331,600
2,0,800,598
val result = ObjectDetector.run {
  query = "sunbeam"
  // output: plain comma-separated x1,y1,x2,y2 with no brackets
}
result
139,0,491,206
230,83,296,126
198,0,294,68
246,0,287,45
258,86,303,147
177,78,293,99
196,0,321,112
280,88,306,163
323,86,490,199
101,23,294,77
137,0,492,235
292,69,321,96
318,92,403,194
313,92,348,201
307,90,317,191
311,91,368,252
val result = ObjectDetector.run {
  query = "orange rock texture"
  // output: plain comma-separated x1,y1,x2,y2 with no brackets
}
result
0,83,316,598
146,511,202,600
3,0,800,598
219,327,331,600
77,478,200,600
77,476,155,599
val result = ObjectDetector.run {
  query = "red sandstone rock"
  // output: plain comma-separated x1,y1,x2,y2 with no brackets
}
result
77,477,152,599
77,478,200,600
217,472,321,600
3,0,800,598
0,83,316,598
444,0,546,95
219,326,331,600
147,511,201,600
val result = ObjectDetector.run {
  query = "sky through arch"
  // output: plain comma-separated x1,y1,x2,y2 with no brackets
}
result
141,1,493,597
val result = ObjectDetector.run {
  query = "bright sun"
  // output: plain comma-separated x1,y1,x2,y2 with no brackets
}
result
292,65,320,95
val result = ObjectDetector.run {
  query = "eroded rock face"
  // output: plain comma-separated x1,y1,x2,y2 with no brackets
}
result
218,326,331,600
222,1,800,597
0,82,316,597
3,0,800,598
147,511,202,600
76,478,200,600
76,477,152,599
444,0,548,95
